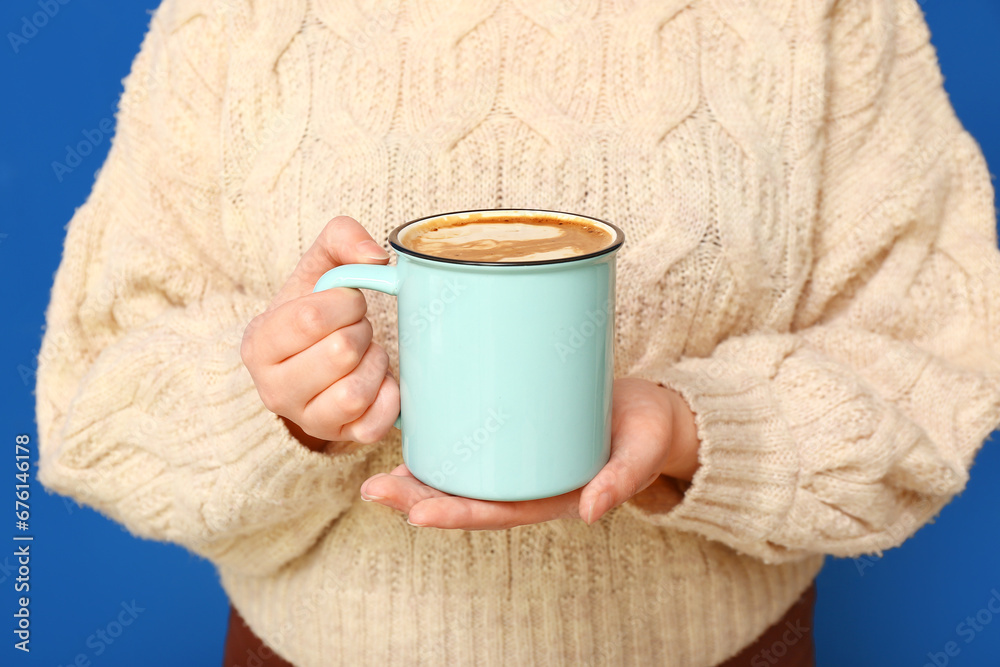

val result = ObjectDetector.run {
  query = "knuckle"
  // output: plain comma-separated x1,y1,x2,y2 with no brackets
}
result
328,332,364,370
371,344,390,370
270,397,293,418
334,378,370,417
297,251,323,278
384,375,400,402
325,214,359,236
296,415,323,440
594,467,621,492
353,396,395,445
350,421,381,445
319,216,358,251
258,386,288,415
293,302,327,339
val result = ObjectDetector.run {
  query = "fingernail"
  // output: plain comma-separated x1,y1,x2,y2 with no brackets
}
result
357,240,389,260
587,491,612,525
405,516,426,527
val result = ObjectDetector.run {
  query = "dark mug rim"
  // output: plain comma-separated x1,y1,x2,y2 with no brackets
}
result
387,208,625,267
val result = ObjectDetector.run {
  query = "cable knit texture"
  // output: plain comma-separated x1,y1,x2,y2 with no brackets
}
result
35,0,1000,665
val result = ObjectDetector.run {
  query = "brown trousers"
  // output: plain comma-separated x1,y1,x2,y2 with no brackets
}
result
223,581,816,667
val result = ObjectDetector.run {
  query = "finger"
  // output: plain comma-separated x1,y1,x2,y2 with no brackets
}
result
299,343,390,438
406,491,581,531
272,215,390,308
245,288,368,364
340,371,400,444
273,317,373,402
578,413,671,525
360,470,450,513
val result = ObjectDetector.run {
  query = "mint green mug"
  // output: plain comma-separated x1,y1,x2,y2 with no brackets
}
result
313,209,624,501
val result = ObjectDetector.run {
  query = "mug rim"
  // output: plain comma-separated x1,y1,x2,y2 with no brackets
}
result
387,208,625,267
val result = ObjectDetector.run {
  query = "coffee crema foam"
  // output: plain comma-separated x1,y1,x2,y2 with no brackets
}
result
401,215,614,263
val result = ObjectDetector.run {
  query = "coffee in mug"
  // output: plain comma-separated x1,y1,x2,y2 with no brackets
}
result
399,211,615,263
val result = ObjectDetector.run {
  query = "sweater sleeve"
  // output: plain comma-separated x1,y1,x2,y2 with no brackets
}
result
35,1,376,576
623,0,1000,564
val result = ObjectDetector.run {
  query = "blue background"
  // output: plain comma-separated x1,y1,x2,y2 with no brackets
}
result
1,1,998,665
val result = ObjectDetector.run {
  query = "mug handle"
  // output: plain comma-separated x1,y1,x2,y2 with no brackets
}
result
313,264,402,430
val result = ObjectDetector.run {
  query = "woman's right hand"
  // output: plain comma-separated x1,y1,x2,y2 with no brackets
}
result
241,216,400,451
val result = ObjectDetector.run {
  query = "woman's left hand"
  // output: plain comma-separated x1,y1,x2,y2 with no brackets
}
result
358,377,701,530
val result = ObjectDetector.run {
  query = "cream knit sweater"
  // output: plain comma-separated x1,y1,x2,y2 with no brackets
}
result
36,0,1000,665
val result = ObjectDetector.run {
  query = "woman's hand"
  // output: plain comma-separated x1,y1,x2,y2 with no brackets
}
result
360,377,701,529
241,216,401,451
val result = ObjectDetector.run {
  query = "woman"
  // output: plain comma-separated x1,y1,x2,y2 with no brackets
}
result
36,0,1000,665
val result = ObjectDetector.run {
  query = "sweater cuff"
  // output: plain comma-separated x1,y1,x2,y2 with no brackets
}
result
625,356,802,563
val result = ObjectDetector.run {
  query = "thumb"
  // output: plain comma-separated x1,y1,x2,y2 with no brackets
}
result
273,215,390,307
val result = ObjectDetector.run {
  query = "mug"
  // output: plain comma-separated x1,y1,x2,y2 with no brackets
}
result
313,209,624,501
